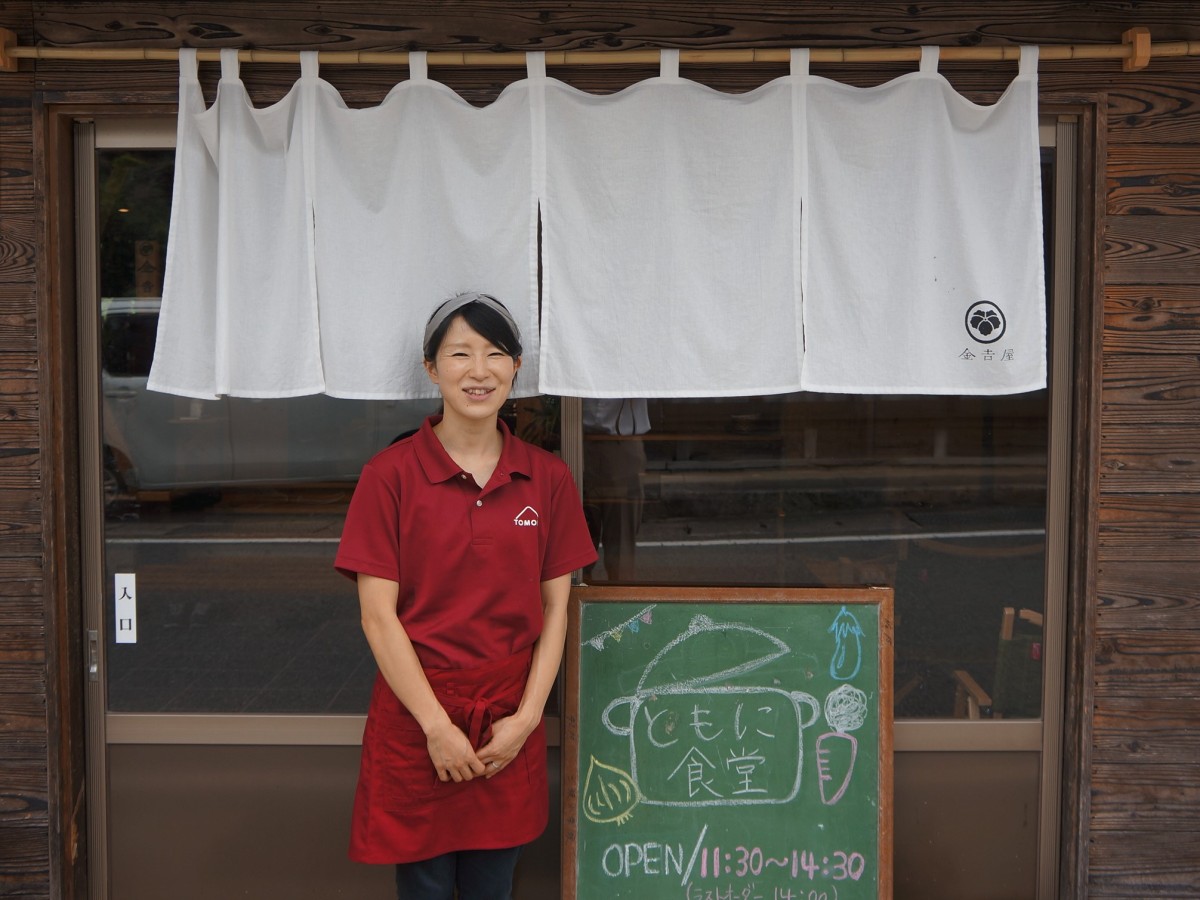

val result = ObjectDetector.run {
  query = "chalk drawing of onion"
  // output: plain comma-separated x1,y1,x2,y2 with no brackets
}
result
582,755,640,825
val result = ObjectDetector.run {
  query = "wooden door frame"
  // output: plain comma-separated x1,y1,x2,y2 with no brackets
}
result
38,99,177,900
1046,93,1106,900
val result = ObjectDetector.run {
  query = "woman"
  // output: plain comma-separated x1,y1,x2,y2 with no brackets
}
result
335,292,597,899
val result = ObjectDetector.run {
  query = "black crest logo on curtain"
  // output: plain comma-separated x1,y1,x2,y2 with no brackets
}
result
965,301,1006,344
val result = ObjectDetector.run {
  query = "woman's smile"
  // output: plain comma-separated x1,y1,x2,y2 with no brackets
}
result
425,316,520,423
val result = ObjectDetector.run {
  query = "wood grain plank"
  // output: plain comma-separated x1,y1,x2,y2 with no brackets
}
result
0,785,49,828
1093,698,1200,764
30,1,1200,52
1101,72,1200,145
0,817,50,889
1087,832,1200,899
0,761,48,802
0,422,38,451
0,215,35,285
1101,423,1200,493
0,85,35,211
0,596,42,628
1100,352,1200,424
1108,144,1200,216
1090,764,1200,829
1091,694,1200,732
0,485,41,558
1093,682,1200,703
1104,214,1200,285
0,286,37,352
0,559,42,582
1097,494,1200,561
0,445,40,491
0,575,44,637
0,352,39,426
20,4,1199,108
0,624,43,657
0,709,48,765
1094,631,1200,696
1097,559,1200,629
0,660,44,696
1105,285,1200,353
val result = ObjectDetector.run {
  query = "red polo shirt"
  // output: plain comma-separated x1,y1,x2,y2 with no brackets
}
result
335,416,597,669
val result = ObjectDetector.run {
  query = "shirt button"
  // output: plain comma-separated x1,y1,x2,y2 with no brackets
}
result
461,474,468,480
476,500,483,507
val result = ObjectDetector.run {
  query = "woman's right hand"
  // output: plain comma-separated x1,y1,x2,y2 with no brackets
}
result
424,717,487,782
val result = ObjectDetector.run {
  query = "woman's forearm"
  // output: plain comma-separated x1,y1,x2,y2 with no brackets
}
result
358,574,487,781
357,574,448,731
514,572,573,729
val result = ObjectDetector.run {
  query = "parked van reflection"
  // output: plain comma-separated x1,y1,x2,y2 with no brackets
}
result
101,297,439,504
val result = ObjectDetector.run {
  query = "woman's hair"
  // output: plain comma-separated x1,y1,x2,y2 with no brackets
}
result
422,294,523,362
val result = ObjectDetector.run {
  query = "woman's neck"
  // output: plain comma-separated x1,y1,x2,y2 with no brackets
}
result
433,412,504,487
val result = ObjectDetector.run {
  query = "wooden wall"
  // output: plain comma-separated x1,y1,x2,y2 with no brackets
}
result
0,2,1198,897
0,0,49,895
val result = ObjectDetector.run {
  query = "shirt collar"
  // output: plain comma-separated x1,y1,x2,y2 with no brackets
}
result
414,415,533,485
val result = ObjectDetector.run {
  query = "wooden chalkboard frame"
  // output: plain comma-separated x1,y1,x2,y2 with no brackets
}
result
563,585,894,900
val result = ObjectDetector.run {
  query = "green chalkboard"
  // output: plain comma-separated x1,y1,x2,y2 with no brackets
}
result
564,586,893,900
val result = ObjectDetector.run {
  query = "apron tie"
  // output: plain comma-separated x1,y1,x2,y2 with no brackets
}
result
465,696,496,749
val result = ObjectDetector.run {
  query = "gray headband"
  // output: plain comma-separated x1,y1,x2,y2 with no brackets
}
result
422,292,522,355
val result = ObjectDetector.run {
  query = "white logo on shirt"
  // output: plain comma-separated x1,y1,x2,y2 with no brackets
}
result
514,506,539,526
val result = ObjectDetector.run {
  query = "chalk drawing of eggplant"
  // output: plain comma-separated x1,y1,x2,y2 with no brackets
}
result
828,605,863,681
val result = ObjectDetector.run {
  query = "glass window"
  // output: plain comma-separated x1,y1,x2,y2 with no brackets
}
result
580,149,1056,726
97,151,570,714
579,391,1048,719
99,148,1052,723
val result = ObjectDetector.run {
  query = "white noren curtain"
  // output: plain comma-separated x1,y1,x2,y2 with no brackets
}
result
151,47,1044,400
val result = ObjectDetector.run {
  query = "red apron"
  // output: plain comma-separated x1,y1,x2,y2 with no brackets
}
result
349,647,548,864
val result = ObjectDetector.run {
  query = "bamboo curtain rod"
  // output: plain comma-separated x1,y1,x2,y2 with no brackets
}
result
2,26,1192,74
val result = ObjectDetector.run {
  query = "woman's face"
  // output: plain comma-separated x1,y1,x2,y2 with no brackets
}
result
424,315,521,424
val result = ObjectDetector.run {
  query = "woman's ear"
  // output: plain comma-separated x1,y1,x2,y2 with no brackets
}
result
424,358,439,385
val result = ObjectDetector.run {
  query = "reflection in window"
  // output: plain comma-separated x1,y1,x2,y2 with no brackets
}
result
97,149,459,715
96,146,1051,724
579,392,1048,720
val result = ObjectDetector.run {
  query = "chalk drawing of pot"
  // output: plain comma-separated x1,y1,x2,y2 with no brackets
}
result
599,614,820,807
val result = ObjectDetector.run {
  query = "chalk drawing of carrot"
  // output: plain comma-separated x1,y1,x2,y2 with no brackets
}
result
816,684,869,805
816,731,858,805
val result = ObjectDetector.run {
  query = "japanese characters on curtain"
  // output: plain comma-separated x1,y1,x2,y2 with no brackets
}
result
799,46,1044,394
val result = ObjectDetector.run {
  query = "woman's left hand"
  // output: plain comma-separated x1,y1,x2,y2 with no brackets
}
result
478,712,535,778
